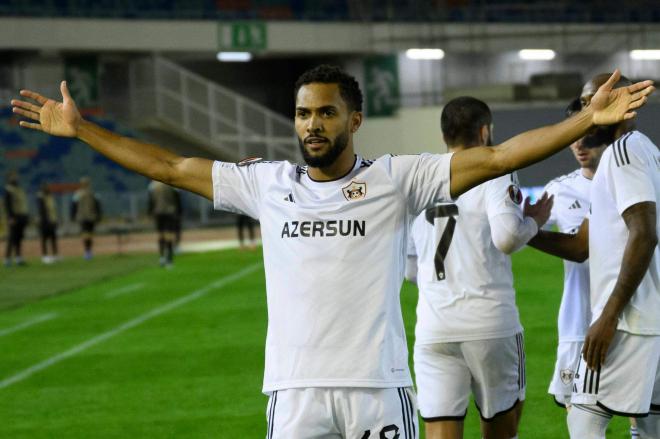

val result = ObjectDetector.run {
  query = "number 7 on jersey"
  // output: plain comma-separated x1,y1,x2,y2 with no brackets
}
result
425,204,459,281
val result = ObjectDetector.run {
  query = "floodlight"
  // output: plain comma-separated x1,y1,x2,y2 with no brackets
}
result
406,48,445,60
630,50,660,60
216,52,253,62
518,49,556,60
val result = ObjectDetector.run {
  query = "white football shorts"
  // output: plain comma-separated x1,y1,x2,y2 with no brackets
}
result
548,340,584,407
414,333,526,421
571,330,660,417
265,387,418,439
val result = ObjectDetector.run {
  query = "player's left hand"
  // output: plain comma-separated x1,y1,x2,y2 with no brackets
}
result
583,314,618,370
590,70,655,125
523,192,553,228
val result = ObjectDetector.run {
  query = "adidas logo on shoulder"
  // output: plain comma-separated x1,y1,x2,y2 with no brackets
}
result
283,193,295,203
568,200,582,210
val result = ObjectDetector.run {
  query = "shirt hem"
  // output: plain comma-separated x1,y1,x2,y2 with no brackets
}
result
262,378,414,393
557,336,586,343
615,326,660,336
415,327,523,344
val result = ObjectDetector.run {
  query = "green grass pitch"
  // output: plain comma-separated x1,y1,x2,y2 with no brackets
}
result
0,248,632,438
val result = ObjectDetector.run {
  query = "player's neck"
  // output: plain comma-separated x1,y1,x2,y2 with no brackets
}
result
581,167,596,180
448,144,482,153
307,147,356,181
614,124,634,140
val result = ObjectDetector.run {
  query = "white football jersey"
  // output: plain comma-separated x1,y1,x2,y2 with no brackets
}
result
589,131,660,335
544,170,592,342
212,153,453,392
408,174,525,343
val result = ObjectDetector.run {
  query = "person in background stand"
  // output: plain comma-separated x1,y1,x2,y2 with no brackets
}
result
37,182,59,264
148,180,181,268
173,191,183,254
3,172,29,267
71,176,101,260
237,213,257,250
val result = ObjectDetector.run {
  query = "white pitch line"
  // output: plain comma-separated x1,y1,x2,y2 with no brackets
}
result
0,263,262,390
0,313,58,338
105,283,145,299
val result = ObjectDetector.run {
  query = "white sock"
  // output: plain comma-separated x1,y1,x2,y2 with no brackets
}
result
630,425,640,438
567,404,611,439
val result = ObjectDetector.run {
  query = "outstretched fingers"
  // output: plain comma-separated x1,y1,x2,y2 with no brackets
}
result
11,99,41,113
19,121,43,131
12,106,40,121
628,96,648,111
19,89,50,105
630,84,655,102
627,79,655,94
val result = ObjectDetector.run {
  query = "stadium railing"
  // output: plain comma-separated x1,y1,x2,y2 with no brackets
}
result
129,56,298,163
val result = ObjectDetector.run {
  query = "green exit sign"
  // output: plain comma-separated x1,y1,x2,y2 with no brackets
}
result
218,22,267,51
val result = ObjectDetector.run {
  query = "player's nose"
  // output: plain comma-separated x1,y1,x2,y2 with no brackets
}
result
306,114,323,133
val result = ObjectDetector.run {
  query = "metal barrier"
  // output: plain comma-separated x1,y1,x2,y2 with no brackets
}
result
129,56,299,162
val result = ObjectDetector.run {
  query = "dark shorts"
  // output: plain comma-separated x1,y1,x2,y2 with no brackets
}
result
155,214,177,233
80,221,96,233
40,222,57,238
9,215,28,240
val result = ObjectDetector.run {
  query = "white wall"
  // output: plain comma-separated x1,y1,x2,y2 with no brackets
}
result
2,18,659,56
354,106,447,158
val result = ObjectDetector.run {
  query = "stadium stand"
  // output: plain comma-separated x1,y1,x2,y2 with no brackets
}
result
1,0,659,22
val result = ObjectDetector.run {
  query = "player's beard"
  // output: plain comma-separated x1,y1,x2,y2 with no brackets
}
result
298,130,349,168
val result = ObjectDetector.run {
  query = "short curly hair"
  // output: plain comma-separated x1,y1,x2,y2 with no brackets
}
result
294,65,363,112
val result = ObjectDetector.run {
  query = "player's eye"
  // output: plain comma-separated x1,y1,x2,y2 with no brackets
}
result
296,110,309,118
323,109,336,117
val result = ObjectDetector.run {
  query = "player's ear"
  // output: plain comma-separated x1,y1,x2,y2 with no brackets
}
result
350,111,362,133
479,124,490,146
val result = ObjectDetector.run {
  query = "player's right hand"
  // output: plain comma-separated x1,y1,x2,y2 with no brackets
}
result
523,192,554,228
590,69,655,125
11,81,81,138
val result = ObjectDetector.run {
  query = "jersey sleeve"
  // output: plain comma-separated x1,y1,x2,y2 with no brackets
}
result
390,153,454,215
605,136,655,216
212,161,267,219
485,174,538,253
484,174,525,220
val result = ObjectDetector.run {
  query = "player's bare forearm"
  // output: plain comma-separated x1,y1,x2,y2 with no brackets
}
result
78,120,175,181
78,121,213,199
528,226,588,262
13,83,214,199
600,202,658,320
449,72,655,198
449,110,593,197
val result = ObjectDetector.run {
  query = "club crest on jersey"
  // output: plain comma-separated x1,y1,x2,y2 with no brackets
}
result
508,185,523,205
237,157,263,167
560,368,574,385
342,181,367,201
